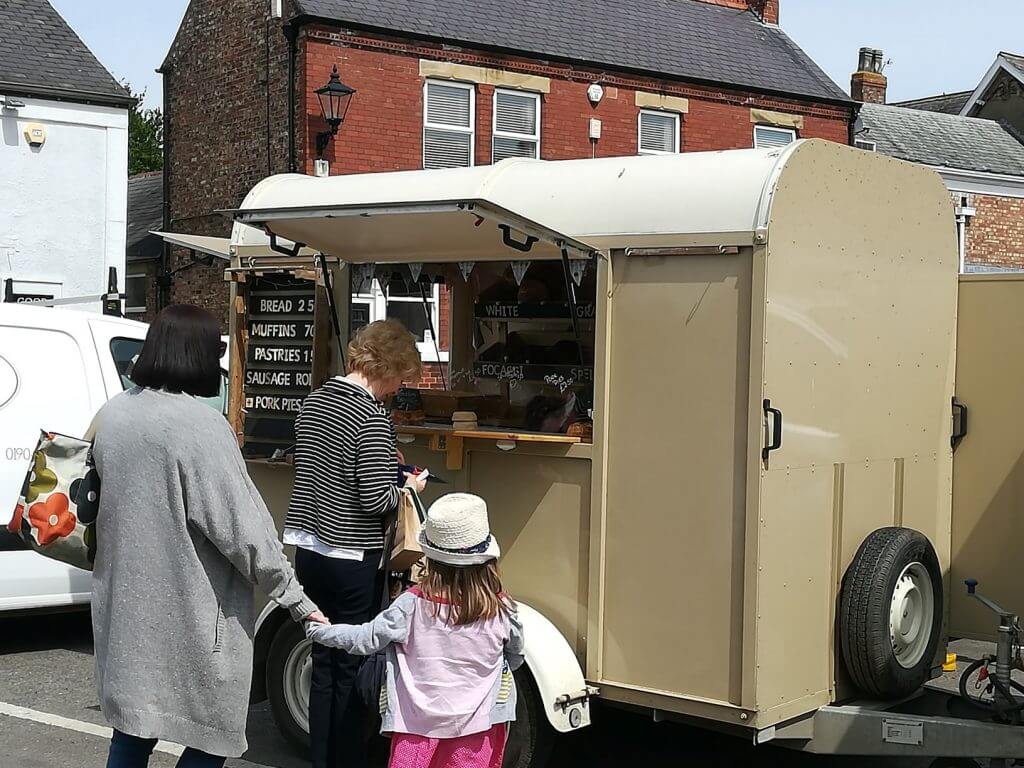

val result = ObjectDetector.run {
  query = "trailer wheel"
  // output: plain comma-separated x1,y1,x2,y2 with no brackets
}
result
503,667,554,768
266,620,312,754
840,527,943,699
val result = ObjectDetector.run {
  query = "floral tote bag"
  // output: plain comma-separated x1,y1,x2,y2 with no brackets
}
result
7,431,100,571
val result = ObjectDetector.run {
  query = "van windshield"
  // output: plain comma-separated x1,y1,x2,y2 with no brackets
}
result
109,338,228,415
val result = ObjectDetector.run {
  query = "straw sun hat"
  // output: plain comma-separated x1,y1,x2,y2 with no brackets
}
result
418,493,501,566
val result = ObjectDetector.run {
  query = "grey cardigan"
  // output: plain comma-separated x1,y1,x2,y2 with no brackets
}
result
91,387,317,757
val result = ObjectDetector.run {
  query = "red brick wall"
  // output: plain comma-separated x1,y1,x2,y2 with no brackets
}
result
301,28,850,174
964,193,1024,270
162,0,299,325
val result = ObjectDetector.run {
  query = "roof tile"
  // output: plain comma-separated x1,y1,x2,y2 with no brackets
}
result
295,0,850,103
0,0,129,104
858,103,1024,177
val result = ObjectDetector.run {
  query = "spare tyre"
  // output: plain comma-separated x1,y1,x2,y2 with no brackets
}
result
840,527,943,699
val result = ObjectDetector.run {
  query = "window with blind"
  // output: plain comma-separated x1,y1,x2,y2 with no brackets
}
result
492,89,541,162
638,110,680,155
423,80,475,169
753,125,797,149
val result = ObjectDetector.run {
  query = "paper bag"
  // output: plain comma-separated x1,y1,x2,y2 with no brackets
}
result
391,488,425,571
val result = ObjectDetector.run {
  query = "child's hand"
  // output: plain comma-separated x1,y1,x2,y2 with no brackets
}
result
305,620,329,641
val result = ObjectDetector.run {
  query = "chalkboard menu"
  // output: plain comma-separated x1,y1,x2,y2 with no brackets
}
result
243,276,315,459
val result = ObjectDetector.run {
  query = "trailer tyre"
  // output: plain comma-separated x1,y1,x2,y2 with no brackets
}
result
266,620,312,755
503,667,554,768
840,527,943,699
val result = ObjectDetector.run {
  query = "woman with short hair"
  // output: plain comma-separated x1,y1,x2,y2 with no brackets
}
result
285,318,427,768
91,304,325,768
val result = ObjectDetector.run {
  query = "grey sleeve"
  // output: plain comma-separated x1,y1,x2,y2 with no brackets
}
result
306,591,416,655
183,419,318,622
506,607,525,671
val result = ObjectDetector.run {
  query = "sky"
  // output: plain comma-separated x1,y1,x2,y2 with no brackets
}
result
51,0,1024,109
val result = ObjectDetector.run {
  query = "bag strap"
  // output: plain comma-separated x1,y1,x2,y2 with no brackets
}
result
377,504,400,613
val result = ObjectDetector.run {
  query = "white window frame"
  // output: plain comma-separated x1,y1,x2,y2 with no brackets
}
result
753,124,797,149
423,79,476,170
353,279,449,363
855,139,877,151
492,89,541,162
637,109,681,155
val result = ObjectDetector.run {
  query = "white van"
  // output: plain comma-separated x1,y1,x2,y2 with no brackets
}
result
0,304,227,612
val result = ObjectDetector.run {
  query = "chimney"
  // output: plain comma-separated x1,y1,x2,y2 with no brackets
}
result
692,0,779,24
851,47,888,104
748,0,779,24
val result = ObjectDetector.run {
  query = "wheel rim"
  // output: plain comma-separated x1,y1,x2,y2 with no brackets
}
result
282,637,312,733
890,561,935,669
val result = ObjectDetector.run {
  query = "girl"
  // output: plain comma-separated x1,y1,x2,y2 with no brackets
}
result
306,493,524,768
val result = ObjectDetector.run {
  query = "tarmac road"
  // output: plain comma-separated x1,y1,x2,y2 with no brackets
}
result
0,611,941,768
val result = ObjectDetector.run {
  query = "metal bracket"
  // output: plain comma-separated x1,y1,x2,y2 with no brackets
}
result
555,686,599,712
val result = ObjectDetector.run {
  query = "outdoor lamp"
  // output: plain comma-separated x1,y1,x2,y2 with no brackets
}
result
315,64,356,158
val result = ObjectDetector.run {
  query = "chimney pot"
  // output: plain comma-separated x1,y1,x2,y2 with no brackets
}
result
852,47,888,104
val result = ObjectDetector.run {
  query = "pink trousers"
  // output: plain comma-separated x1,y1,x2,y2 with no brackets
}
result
388,724,507,768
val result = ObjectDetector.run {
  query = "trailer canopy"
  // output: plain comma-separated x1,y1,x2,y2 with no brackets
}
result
228,147,795,263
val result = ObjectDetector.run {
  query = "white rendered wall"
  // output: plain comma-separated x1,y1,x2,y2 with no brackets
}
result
0,96,128,311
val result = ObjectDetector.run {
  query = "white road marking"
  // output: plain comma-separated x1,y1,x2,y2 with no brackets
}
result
0,701,275,767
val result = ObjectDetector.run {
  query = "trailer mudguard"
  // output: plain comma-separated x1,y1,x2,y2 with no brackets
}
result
517,602,593,732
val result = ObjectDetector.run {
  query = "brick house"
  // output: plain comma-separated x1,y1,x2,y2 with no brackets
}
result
159,0,853,379
851,49,1024,271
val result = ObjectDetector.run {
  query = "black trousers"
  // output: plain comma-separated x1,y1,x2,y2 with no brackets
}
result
295,547,383,768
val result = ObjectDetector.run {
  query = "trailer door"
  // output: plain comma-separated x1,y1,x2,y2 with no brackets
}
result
598,248,753,707
951,274,1024,641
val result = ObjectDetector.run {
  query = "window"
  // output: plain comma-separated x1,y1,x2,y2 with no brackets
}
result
753,125,797,149
108,337,228,414
125,272,147,315
423,80,475,169
352,279,448,363
638,110,680,155
855,139,877,151
492,89,541,162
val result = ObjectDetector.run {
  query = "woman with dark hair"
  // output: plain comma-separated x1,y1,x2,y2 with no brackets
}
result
89,304,326,768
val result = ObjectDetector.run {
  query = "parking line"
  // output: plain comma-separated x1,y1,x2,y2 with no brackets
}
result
0,701,275,768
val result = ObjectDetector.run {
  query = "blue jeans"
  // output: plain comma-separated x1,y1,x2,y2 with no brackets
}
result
105,729,226,768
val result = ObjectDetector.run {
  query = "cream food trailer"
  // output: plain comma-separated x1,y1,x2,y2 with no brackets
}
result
220,140,1024,765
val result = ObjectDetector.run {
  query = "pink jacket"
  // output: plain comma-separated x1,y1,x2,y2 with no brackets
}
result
307,587,525,738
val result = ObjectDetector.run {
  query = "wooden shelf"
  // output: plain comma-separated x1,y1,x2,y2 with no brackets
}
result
395,422,582,444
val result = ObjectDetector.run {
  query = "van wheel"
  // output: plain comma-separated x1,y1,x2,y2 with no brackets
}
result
504,667,554,768
267,620,312,754
840,527,943,699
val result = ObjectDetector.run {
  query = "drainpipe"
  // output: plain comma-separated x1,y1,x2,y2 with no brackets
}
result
955,195,976,273
283,21,300,173
158,64,171,311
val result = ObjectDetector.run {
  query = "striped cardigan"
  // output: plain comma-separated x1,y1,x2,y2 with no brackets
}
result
285,377,400,549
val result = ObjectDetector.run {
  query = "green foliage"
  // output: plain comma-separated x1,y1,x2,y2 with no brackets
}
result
124,83,163,175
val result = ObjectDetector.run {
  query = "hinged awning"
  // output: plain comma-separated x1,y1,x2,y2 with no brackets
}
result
224,199,597,264
152,231,232,261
